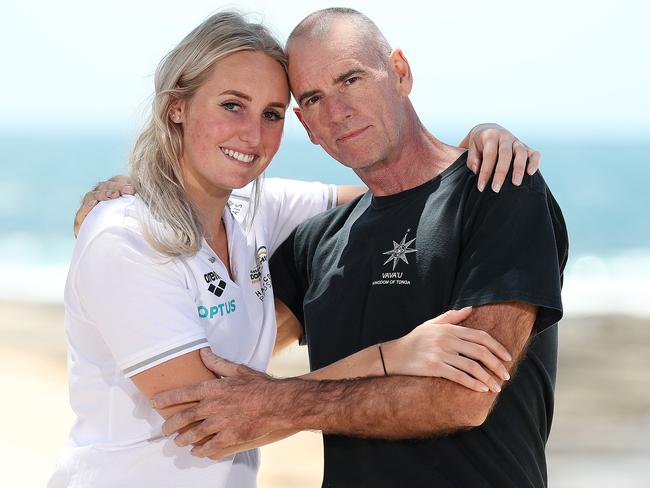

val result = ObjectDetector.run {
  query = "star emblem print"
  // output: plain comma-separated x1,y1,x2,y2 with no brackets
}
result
382,231,417,270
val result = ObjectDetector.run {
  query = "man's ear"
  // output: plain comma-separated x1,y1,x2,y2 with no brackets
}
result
293,106,319,145
389,48,413,96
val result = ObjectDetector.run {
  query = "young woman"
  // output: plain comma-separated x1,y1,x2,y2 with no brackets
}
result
52,11,533,488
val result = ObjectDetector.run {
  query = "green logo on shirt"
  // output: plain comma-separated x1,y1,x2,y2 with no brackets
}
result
197,300,236,319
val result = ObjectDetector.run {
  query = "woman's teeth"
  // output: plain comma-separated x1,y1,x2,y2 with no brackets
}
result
221,147,255,163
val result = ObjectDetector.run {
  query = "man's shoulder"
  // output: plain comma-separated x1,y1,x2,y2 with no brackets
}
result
293,191,370,244
454,165,557,217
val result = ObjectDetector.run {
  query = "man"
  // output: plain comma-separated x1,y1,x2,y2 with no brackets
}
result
152,8,568,488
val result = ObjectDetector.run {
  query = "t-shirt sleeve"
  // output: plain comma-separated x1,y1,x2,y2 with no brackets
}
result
73,227,208,377
269,228,308,344
450,179,568,333
260,178,337,256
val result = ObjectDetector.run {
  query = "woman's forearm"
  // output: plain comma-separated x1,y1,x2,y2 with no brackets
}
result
301,343,384,380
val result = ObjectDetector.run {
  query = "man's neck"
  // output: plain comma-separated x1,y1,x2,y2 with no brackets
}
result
355,111,464,197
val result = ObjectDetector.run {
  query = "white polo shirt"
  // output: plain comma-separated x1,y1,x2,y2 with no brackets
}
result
48,178,336,488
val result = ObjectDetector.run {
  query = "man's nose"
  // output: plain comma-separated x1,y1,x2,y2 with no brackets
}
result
324,95,353,125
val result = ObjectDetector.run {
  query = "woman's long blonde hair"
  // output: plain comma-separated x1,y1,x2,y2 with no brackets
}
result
129,11,288,257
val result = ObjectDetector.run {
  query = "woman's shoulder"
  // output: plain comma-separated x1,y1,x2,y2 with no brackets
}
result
77,195,145,240
72,196,162,265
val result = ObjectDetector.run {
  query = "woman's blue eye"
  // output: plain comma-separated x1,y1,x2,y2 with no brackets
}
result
222,102,241,111
264,111,284,121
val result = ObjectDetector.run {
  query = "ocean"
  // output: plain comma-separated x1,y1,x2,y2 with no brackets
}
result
1,132,648,316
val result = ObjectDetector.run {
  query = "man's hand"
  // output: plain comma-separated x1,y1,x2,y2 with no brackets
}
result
458,123,541,193
152,350,284,459
73,175,134,237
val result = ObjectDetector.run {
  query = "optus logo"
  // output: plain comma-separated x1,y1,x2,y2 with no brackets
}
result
197,300,236,319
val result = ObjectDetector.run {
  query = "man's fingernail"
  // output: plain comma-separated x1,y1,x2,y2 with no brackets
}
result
480,385,489,392
471,162,478,174
527,166,535,175
503,371,511,381
492,384,501,393
514,175,523,186
477,181,485,192
492,182,501,193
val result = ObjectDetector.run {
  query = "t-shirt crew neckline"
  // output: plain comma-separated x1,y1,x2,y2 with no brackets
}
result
370,151,468,210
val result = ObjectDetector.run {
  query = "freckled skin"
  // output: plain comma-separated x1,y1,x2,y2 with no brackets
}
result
176,51,290,200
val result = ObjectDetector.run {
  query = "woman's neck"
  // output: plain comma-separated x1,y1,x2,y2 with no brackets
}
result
181,166,233,276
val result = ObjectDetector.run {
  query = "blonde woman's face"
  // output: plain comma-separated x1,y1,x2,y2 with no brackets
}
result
174,50,289,196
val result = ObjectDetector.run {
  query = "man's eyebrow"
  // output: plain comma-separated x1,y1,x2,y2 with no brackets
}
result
296,69,367,107
333,69,366,85
220,90,287,109
297,89,320,107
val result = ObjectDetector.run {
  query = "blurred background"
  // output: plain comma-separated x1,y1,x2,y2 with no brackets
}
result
1,0,648,486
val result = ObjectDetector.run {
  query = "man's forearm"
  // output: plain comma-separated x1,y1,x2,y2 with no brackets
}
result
272,302,536,439
272,374,489,439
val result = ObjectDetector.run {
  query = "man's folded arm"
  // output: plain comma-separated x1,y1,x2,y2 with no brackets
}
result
269,301,536,439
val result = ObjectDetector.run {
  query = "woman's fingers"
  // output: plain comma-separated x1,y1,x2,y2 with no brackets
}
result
452,336,510,382
437,363,491,393
444,353,501,393
490,141,515,193
511,141,529,186
527,149,541,175
454,326,512,362
476,140,498,192
429,306,473,325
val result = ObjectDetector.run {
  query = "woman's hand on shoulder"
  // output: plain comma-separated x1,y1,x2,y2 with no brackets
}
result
459,123,541,193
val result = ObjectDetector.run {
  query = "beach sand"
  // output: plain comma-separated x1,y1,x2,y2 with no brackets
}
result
2,301,649,487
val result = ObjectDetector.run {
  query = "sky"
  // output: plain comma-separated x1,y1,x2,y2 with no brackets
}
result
1,0,648,138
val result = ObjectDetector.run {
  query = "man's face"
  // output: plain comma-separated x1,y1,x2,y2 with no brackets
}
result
288,22,406,171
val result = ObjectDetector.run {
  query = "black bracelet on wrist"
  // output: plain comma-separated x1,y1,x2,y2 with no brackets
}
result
378,343,388,376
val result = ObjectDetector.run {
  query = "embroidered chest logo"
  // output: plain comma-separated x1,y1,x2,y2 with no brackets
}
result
251,245,272,302
204,270,227,297
382,230,417,270
250,246,268,283
372,229,415,287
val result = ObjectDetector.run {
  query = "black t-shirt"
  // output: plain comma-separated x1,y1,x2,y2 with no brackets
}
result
270,153,569,488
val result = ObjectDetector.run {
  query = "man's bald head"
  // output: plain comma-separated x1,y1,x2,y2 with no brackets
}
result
286,8,392,70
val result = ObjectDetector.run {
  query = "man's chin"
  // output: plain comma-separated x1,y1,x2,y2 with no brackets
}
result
340,156,380,172
319,144,380,171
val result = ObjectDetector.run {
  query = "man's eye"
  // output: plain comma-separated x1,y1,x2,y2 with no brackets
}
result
263,111,284,121
222,102,241,111
305,95,321,106
345,76,360,85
